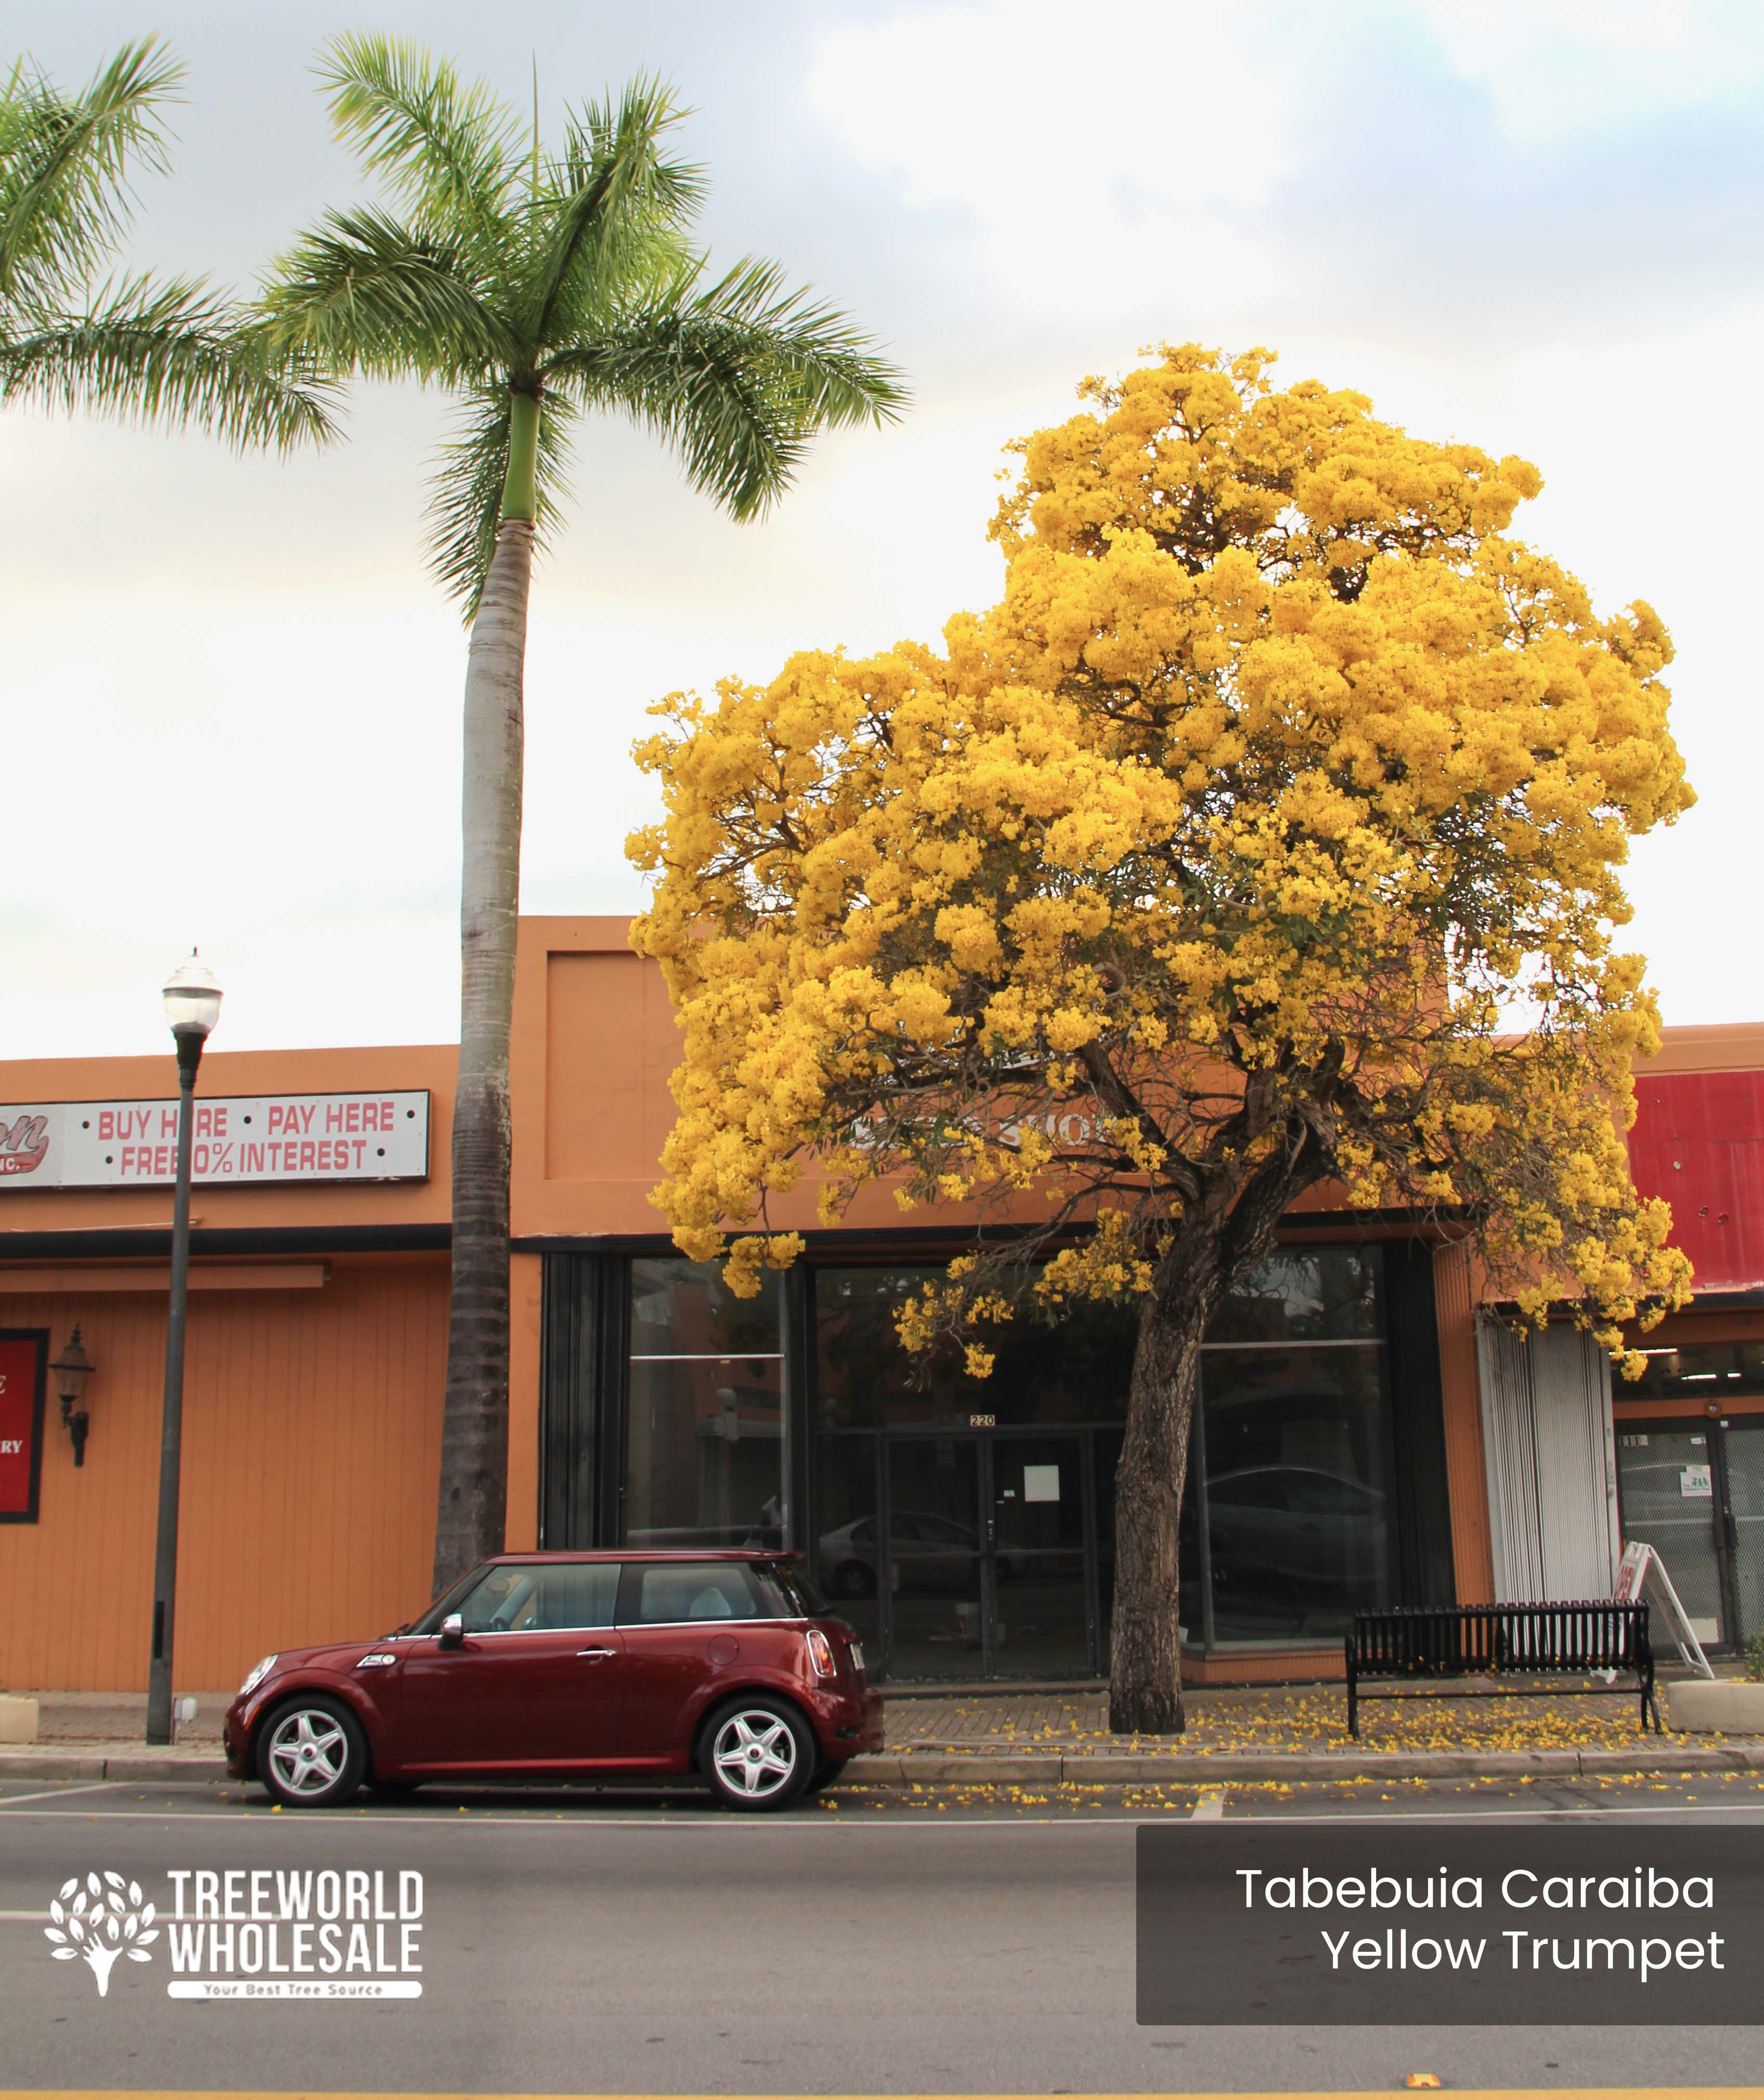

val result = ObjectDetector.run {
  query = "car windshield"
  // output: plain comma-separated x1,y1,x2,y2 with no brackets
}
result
404,1566,489,1637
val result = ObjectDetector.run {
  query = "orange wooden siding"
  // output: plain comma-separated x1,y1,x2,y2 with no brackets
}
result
0,1256,446,1694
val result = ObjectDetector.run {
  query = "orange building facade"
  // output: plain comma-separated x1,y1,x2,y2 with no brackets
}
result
1,919,1758,1696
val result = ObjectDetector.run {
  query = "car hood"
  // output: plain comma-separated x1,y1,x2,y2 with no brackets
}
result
253,1639,393,1687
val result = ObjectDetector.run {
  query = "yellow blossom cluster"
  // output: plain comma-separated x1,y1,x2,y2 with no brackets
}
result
628,344,1694,1360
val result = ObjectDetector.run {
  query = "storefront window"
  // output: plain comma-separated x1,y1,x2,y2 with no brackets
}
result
624,1259,786,1549
1198,1248,1394,1643
814,1267,1137,1428
1204,1247,1382,1344
1622,1341,1764,1402
810,1248,1396,1664
1198,1342,1394,1642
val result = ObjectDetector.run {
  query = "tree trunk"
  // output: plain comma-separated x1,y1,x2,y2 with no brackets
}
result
432,514,533,1594
84,1942,122,1996
1107,1251,1218,1734
1106,1107,1334,1733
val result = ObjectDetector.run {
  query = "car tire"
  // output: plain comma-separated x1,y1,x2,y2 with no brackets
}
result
830,1561,876,1599
701,1695,815,1811
802,1758,849,1796
257,1694,367,1809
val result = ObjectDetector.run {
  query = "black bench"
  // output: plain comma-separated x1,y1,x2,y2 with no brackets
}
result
1345,1602,1659,1738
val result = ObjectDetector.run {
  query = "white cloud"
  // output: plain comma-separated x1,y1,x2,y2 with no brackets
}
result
1412,0,1764,145
806,2,1303,313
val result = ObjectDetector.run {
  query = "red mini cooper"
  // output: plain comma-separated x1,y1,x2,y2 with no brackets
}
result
223,1551,881,1812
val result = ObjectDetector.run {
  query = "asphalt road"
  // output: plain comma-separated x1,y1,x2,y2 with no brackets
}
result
2,1773,1760,2093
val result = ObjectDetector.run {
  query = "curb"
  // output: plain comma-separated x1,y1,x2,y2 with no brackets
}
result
845,1742,1764,1787
0,1752,226,1782
0,1753,111,1781
3,1742,1760,1790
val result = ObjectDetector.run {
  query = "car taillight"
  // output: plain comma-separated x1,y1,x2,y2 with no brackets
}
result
806,1627,837,1678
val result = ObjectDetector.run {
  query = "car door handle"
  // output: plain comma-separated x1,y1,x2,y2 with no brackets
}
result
576,1647,616,1660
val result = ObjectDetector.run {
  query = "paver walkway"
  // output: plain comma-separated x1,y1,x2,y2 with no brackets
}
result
884,1680,1749,1757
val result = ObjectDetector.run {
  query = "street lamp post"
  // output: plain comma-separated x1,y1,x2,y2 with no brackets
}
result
146,953,223,1746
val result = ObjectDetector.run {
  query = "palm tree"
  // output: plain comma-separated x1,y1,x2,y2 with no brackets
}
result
0,38,332,449
262,36,907,1592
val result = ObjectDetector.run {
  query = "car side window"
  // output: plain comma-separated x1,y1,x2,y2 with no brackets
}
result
529,1564,621,1630
621,1563,766,1625
453,1566,538,1632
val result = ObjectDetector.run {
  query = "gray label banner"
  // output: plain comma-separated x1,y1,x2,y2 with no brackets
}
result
1137,1824,1764,2025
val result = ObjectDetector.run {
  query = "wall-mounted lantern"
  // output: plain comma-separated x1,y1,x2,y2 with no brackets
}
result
50,1326,95,1467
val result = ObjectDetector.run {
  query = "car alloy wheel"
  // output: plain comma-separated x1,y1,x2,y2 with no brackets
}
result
705,1699,812,1810
259,1696,364,1808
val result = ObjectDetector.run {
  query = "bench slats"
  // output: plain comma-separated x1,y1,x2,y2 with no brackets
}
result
1344,1602,1658,1737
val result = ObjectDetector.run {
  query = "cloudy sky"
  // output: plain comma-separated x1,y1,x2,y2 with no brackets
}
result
6,0,1762,1057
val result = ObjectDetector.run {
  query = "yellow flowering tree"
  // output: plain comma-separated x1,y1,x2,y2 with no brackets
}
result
629,346,1694,1732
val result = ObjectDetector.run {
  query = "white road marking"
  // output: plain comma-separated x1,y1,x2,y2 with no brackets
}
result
0,1909,50,1919
1190,1787,1226,1820
0,1796,1757,1826
0,1781,118,1809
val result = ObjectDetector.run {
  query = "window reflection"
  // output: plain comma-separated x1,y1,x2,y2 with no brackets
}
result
814,1267,1136,1429
1203,1248,1381,1344
625,1259,786,1548
1622,1342,1764,1402
1200,1345,1394,1641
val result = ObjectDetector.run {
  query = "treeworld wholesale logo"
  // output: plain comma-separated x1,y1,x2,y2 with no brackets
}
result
43,1874,159,1995
44,1869,424,2001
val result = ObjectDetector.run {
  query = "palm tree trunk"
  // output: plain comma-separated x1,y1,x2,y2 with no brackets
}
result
432,512,533,1592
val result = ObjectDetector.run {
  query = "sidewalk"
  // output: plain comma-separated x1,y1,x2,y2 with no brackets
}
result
4,1679,1761,1790
857,1679,1764,1785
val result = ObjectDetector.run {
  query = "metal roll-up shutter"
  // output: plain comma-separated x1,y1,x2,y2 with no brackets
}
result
1475,1316,1618,1602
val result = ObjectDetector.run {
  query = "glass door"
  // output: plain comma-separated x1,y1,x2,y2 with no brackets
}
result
886,1437,986,1678
988,1434,1092,1677
1616,1424,1733,1649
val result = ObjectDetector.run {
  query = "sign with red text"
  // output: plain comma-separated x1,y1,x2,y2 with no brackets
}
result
0,1093,429,1189
0,1332,47,1521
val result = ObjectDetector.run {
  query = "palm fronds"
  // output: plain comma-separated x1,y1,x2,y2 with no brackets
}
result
424,382,576,618
0,38,335,452
262,204,512,381
1,273,341,451
264,40,909,601
524,75,701,352
318,34,518,259
0,37,180,306
544,257,907,518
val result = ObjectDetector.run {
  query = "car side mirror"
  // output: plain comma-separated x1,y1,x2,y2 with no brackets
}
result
437,1613,464,1651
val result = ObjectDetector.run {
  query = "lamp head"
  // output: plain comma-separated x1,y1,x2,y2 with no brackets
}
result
162,952,223,1043
50,1326,94,1406
51,1327,95,1465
